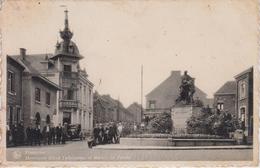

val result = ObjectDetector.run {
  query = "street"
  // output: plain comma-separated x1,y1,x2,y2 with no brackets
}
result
6,140,253,161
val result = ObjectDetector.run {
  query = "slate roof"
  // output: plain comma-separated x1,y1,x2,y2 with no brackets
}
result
215,81,236,95
8,55,61,90
10,54,58,73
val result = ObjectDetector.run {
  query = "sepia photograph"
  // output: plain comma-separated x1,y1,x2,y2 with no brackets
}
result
0,0,258,167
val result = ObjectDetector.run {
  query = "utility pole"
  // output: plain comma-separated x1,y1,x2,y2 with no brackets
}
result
141,65,143,122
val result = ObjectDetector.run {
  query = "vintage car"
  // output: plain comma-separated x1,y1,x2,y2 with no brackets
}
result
67,124,84,140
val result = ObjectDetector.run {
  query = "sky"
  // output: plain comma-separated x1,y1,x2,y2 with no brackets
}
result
1,0,258,107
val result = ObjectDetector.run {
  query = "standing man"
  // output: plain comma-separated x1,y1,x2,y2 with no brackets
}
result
35,124,41,146
26,124,33,146
50,123,56,145
93,124,99,145
56,123,62,144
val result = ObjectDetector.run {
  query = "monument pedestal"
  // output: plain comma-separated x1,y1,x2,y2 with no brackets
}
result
171,105,201,134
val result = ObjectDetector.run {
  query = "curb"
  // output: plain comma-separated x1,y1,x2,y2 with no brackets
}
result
93,145,253,150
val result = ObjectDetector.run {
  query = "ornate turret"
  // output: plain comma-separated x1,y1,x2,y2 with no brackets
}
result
51,10,83,60
60,10,73,46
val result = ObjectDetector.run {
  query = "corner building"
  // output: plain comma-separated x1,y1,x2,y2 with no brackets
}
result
49,10,94,131
20,10,94,131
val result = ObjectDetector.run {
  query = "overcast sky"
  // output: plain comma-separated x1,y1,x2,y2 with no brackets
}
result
2,1,258,107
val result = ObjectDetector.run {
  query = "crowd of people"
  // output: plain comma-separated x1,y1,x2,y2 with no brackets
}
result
6,122,72,147
7,121,139,148
92,122,122,145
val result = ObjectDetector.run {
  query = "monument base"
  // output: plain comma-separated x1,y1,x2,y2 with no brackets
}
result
171,105,201,134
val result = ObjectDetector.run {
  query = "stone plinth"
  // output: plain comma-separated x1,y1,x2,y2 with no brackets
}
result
171,105,201,134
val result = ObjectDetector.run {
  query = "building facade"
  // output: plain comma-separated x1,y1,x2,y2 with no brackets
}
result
8,50,61,130
7,11,94,132
127,103,142,124
42,10,94,131
7,56,24,126
93,92,135,124
235,67,253,144
214,81,236,116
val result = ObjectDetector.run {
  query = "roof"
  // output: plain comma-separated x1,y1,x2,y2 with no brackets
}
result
8,55,61,90
234,67,253,79
52,40,83,60
215,81,236,95
9,54,58,73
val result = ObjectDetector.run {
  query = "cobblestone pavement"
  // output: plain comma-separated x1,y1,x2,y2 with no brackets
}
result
6,140,253,161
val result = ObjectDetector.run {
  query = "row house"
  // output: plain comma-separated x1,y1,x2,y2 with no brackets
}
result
213,67,254,144
235,67,253,144
214,81,237,116
7,56,24,126
127,103,142,124
93,92,135,124
7,51,61,129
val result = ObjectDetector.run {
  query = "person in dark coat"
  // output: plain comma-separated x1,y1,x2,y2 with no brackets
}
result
35,125,41,146
61,123,68,144
17,122,25,145
99,124,105,144
11,123,18,146
26,124,33,146
56,123,62,144
43,124,51,145
50,123,56,145
93,124,99,145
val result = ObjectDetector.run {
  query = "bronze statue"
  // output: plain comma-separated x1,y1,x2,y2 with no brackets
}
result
176,71,195,105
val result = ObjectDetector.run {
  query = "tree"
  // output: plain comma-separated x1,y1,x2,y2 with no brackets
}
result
148,112,172,133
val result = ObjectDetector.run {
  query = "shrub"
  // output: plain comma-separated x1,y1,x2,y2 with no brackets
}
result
187,107,239,137
148,112,172,133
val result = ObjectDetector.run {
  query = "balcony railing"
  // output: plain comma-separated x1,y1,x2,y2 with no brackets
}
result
59,99,78,109
61,71,78,78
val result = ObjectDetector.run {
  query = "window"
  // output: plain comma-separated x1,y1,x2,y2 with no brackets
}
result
8,71,15,93
240,107,246,129
149,100,156,109
240,107,246,122
16,107,21,124
9,106,13,125
64,65,72,72
239,81,247,99
68,89,74,100
35,88,41,102
46,92,51,105
217,102,224,111
89,88,91,106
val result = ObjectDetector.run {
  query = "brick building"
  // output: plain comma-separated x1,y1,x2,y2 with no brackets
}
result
127,102,142,124
7,56,25,126
214,81,236,116
235,67,253,144
8,50,61,129
93,92,135,124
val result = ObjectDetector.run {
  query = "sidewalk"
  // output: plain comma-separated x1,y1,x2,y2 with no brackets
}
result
94,144,253,150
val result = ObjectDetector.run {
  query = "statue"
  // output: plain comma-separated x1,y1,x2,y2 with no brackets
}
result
176,71,195,105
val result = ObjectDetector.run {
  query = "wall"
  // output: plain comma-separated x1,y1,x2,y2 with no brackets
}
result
214,94,236,116
7,58,24,125
29,77,57,130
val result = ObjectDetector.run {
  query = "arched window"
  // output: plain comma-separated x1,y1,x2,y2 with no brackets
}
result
35,112,41,125
46,115,51,124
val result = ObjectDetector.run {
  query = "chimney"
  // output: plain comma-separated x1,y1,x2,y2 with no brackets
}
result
20,48,26,60
171,70,181,76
